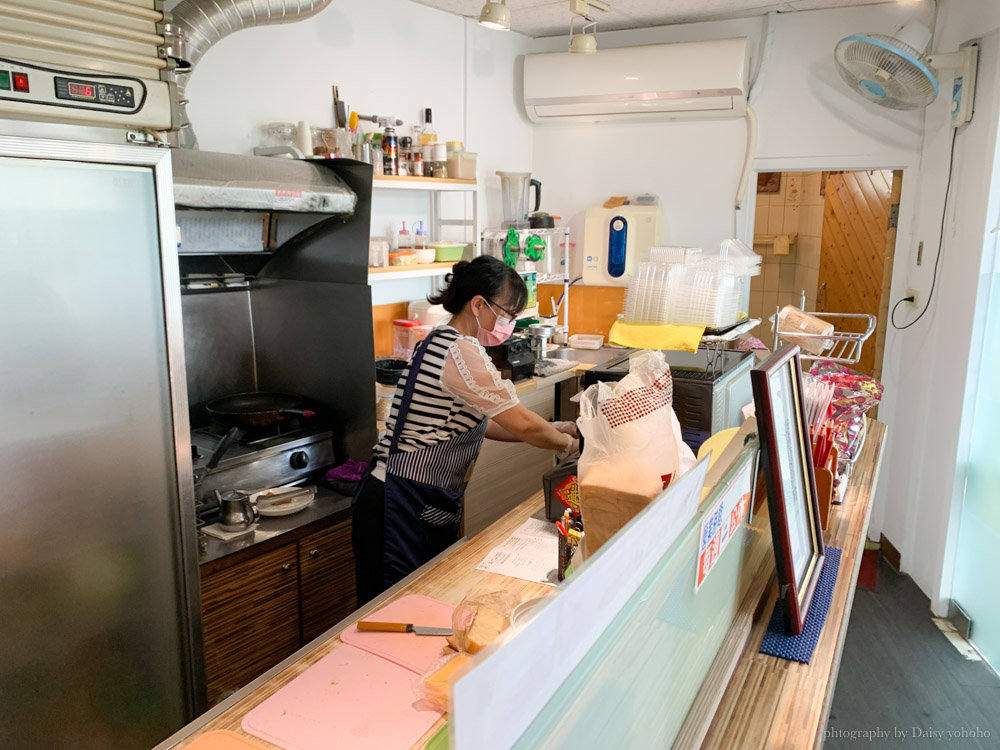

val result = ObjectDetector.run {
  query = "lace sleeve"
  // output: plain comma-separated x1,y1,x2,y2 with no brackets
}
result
440,337,520,418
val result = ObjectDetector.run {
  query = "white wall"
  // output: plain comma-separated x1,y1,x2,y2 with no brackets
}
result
883,0,1000,614
530,1,1000,613
177,0,534,304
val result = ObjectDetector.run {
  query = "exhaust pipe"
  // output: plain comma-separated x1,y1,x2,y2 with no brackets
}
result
164,0,332,148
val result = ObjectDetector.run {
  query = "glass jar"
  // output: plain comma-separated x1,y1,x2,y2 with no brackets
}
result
263,122,296,149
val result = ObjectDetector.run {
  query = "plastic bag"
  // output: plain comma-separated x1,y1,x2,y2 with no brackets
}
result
414,652,473,712
448,590,520,654
576,350,695,552
808,361,884,462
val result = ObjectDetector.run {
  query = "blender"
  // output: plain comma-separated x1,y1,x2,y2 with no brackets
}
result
497,172,541,229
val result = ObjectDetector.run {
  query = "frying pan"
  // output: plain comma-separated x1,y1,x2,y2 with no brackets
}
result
200,392,316,477
207,392,315,429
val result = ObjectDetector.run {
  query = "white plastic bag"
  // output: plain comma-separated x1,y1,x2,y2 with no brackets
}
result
576,350,696,552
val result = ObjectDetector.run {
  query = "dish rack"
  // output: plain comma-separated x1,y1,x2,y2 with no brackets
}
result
772,309,876,365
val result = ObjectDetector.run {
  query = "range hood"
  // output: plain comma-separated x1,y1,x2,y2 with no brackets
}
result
172,150,357,214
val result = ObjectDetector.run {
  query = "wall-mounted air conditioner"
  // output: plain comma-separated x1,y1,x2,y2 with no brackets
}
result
523,38,750,124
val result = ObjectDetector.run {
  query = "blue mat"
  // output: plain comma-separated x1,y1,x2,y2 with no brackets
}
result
759,546,842,664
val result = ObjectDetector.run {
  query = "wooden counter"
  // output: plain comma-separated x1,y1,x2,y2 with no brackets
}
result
160,421,886,750
700,420,887,750
159,496,555,750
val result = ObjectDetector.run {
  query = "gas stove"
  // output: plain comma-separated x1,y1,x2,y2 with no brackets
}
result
192,423,335,521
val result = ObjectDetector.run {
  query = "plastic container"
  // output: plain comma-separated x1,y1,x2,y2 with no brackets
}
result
392,319,421,359
398,221,413,251
415,248,437,264
414,221,428,250
431,242,466,262
368,238,390,268
446,151,477,180
389,252,417,266
569,334,604,350
408,300,452,327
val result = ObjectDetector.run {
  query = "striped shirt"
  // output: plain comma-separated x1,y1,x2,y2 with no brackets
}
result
373,327,519,480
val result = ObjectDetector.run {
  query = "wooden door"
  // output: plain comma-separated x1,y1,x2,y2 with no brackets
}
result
299,517,357,643
817,170,900,377
201,544,301,704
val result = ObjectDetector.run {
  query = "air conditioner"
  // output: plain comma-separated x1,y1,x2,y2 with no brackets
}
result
523,38,750,124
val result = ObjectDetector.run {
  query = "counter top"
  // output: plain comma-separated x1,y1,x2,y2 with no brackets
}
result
166,420,885,750
199,487,352,566
699,420,887,750
161,496,554,750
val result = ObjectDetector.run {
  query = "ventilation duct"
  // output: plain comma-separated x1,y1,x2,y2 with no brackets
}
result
165,0,332,148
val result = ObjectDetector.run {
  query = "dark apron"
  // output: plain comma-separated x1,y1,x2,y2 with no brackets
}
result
356,330,488,596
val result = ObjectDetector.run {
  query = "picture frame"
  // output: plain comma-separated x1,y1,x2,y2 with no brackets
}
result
751,344,825,636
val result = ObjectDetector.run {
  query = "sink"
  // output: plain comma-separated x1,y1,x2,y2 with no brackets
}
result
544,346,628,366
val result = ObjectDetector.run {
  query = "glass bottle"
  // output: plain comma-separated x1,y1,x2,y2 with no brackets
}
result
419,108,437,147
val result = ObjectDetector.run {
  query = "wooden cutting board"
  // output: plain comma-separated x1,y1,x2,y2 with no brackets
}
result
182,730,270,750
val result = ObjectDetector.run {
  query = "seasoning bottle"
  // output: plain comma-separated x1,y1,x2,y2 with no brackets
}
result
414,221,428,250
383,126,399,175
413,150,424,177
419,108,437,146
398,221,413,251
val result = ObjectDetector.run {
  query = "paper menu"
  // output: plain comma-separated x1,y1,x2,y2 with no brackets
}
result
475,517,559,586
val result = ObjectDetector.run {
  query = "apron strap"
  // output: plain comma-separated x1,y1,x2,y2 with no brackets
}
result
388,329,446,455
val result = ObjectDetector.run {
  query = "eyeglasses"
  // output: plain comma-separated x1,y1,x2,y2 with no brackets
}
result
486,298,518,321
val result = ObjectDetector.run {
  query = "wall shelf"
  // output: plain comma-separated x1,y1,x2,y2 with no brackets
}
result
368,262,456,282
372,175,477,192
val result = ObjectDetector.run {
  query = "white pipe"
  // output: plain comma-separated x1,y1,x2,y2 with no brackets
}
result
735,105,758,211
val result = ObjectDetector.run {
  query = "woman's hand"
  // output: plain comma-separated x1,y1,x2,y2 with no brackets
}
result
492,404,579,453
552,421,579,439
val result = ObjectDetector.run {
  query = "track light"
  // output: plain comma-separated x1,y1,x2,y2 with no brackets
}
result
569,17,597,54
478,1,510,31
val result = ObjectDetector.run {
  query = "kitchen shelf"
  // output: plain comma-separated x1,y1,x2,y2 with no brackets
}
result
372,175,478,192
368,262,457,282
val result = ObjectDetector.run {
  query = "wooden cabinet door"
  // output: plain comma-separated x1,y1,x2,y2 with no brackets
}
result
299,517,356,643
200,544,301,704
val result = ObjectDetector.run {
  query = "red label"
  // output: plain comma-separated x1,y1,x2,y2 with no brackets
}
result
555,475,579,510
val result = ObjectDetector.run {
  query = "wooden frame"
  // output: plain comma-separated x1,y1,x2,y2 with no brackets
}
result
751,344,825,635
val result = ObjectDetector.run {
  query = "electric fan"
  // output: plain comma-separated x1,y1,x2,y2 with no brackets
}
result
835,20,978,126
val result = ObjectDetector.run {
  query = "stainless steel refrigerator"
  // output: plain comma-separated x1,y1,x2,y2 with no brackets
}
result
0,134,203,748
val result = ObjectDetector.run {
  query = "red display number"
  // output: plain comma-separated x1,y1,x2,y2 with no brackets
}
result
68,82,95,99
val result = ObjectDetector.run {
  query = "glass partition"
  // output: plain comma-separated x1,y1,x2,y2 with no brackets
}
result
513,440,760,749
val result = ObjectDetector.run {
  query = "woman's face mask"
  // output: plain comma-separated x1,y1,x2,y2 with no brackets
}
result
475,299,515,346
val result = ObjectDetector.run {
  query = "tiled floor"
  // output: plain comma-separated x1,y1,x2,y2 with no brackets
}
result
826,559,1000,748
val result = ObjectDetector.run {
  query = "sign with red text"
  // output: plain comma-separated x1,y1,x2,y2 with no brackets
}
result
696,459,753,591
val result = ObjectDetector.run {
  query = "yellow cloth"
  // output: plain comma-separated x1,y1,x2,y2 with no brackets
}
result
609,320,706,353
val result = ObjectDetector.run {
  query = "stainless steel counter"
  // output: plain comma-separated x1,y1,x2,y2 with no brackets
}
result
198,487,353,565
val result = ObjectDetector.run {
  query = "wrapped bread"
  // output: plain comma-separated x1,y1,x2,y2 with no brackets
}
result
777,306,834,355
449,590,519,654
418,652,472,711
579,463,663,553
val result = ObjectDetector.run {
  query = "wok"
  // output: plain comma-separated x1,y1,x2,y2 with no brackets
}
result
200,392,316,477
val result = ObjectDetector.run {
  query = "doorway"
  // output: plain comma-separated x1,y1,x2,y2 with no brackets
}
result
750,170,903,379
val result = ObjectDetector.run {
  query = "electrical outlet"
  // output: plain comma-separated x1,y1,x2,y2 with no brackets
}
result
906,288,919,308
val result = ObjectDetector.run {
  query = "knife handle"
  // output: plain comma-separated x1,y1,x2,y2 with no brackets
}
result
357,621,409,632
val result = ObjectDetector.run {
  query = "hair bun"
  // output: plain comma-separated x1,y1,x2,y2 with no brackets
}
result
451,260,471,277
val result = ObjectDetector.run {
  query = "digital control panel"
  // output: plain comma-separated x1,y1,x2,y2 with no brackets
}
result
54,76,136,108
0,57,160,124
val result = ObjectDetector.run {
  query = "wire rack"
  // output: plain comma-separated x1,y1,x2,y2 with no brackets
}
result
772,310,876,365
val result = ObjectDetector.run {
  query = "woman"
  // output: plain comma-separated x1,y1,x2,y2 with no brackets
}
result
353,256,579,604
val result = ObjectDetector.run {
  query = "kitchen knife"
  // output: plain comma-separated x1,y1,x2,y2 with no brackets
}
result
356,620,453,636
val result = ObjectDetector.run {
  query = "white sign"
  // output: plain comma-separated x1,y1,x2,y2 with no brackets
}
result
696,458,754,591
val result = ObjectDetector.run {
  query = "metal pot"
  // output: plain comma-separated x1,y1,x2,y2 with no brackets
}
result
217,489,259,532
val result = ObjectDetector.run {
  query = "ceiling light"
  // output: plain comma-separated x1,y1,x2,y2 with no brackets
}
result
478,1,510,31
569,17,597,54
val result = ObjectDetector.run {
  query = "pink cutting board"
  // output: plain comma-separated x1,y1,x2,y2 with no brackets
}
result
242,645,442,750
341,595,455,674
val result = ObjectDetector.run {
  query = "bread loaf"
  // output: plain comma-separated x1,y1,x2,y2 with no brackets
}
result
579,463,663,553
465,605,506,654
777,306,834,355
